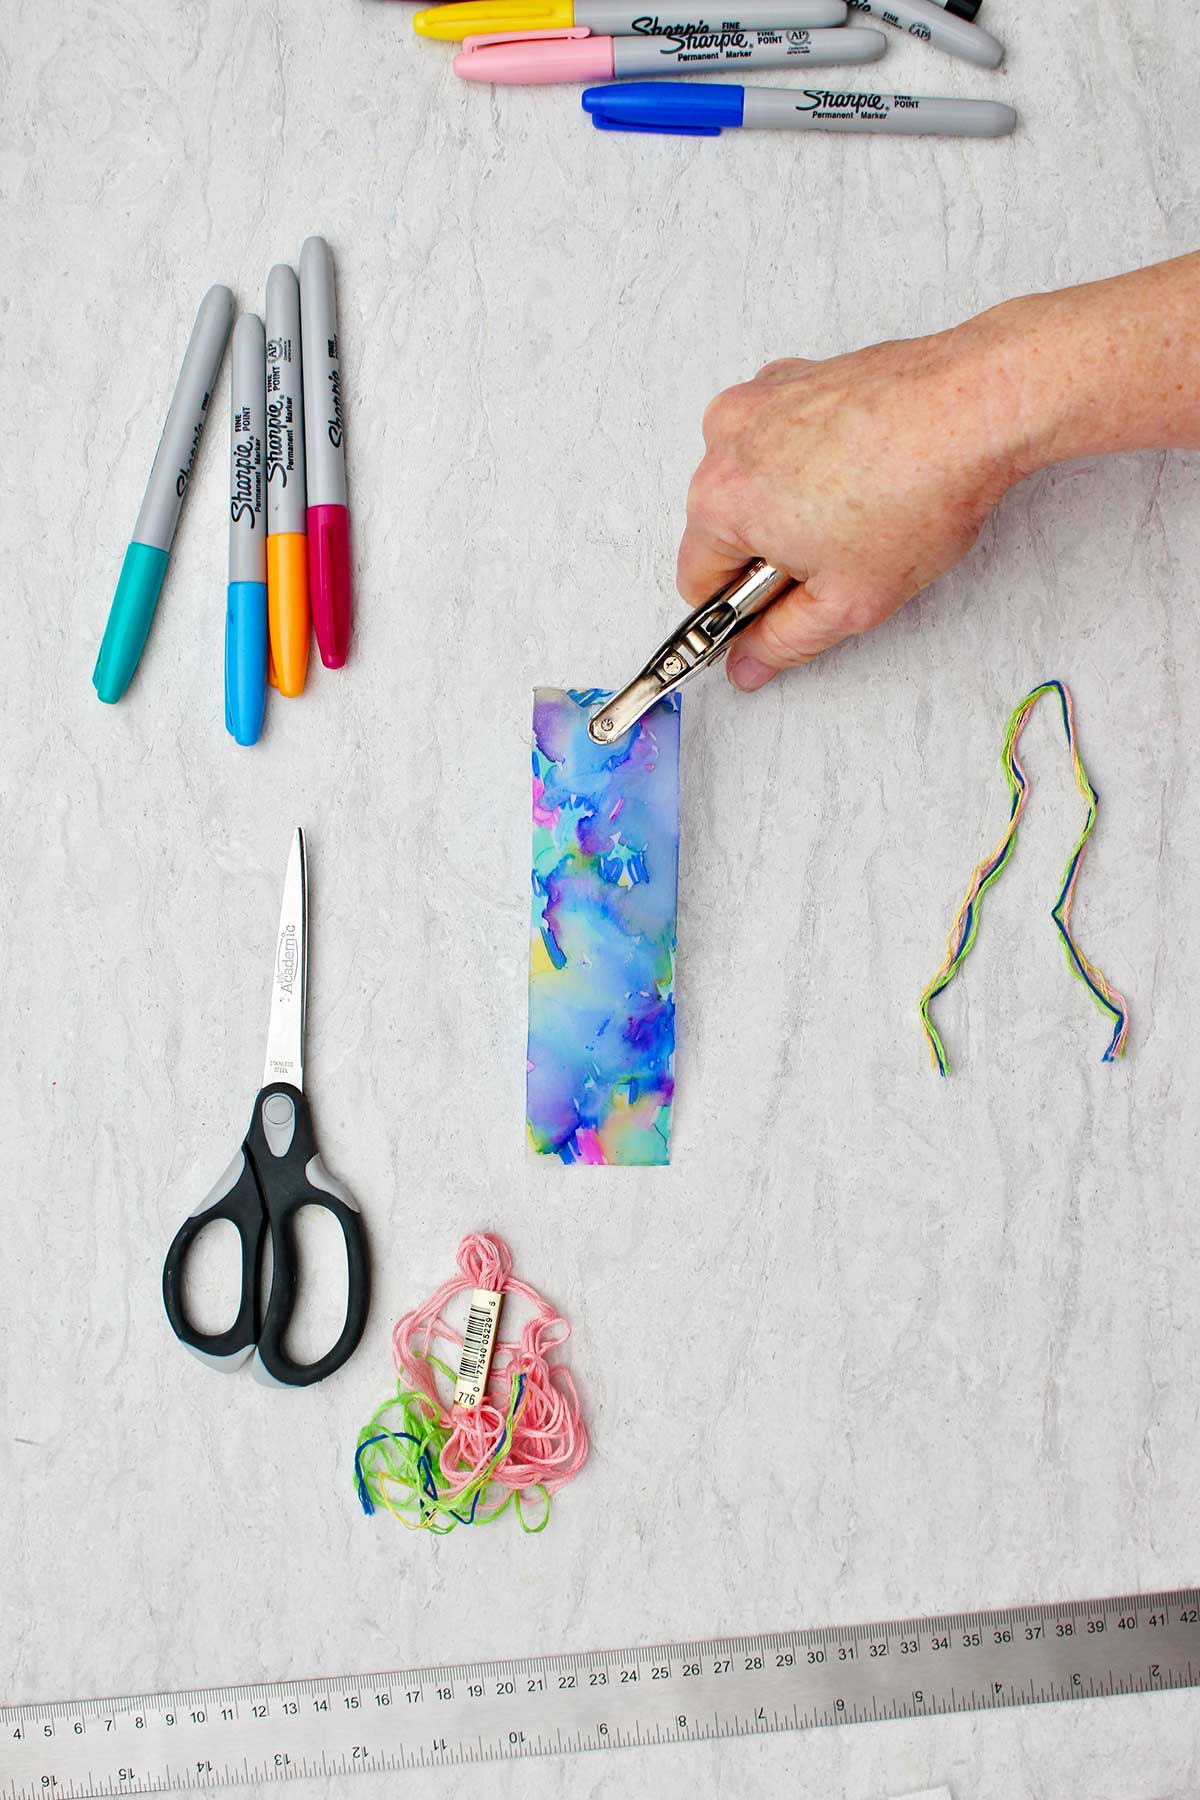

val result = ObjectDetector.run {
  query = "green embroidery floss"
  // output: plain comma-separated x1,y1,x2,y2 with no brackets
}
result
353,1234,587,1535
354,1358,551,1535
919,681,1129,1076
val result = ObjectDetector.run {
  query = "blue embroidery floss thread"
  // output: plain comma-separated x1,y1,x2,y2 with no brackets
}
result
919,681,1129,1075
353,1234,588,1534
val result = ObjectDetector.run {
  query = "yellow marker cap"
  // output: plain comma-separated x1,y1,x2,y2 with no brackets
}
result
267,533,311,698
414,0,573,37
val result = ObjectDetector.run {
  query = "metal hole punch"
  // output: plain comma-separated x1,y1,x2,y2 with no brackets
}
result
587,560,795,745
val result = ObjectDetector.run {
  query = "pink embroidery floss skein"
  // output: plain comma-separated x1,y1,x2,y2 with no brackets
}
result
354,1233,588,1534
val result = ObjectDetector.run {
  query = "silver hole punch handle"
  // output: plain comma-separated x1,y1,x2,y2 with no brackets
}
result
587,560,795,745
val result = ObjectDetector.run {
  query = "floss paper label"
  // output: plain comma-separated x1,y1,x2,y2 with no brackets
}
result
527,687,680,1166
454,1289,502,1410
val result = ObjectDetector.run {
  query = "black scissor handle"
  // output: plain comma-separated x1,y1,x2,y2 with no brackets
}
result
162,1148,266,1368
247,1083,371,1389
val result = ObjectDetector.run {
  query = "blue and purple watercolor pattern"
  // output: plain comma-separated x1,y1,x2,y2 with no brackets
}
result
526,688,681,1166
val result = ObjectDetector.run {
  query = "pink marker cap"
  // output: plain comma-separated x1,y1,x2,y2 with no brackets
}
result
454,27,615,82
307,503,352,669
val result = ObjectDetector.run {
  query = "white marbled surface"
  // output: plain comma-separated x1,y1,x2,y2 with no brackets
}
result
2,1,1200,1796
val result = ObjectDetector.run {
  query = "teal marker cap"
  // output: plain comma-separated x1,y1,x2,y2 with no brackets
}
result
93,542,171,704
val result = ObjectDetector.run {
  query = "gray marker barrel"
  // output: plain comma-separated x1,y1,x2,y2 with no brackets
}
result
299,237,347,509
613,23,884,72
845,0,1003,67
228,314,266,583
265,266,307,536
742,88,1017,133
581,0,847,30
133,285,234,551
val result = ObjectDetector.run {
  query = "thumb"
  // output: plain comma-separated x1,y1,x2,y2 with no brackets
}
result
676,514,754,609
725,584,857,691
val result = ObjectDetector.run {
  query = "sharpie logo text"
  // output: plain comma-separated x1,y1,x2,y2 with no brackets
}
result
632,13,750,49
794,88,888,112
230,421,261,528
327,366,344,450
175,399,209,499
266,395,292,487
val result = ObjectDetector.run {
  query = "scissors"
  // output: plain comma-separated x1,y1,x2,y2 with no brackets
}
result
587,559,795,744
162,828,370,1387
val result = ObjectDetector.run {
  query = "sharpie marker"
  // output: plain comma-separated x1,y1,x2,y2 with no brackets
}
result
265,265,309,697
94,285,233,704
455,22,884,79
299,236,351,669
225,314,268,746
582,81,1017,133
416,0,846,41
846,0,1001,67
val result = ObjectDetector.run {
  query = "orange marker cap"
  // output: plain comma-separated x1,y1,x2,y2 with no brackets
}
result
267,533,311,698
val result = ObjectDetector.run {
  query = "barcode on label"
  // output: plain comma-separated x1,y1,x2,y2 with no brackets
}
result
454,1288,501,1408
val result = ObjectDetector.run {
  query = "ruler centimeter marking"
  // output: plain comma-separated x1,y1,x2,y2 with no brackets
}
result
3,1589,1198,1797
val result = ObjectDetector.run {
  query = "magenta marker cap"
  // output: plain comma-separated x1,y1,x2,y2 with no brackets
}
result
299,237,352,669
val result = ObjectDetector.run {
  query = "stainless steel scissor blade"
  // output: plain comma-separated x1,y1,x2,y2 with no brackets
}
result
262,827,307,1091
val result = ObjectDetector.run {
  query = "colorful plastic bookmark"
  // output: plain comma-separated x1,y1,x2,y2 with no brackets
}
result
919,680,1129,1076
526,687,680,1165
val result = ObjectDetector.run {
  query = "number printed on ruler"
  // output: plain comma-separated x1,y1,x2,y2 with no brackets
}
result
453,1287,501,1409
3,1591,1199,1799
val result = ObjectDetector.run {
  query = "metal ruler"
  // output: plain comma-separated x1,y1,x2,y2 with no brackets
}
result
4,1588,1198,1798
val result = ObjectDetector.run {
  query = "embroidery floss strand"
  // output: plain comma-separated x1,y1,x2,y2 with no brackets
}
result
919,681,1129,1076
354,1233,588,1534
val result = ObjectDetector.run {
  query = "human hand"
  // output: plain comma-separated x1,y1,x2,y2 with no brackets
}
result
677,313,1029,691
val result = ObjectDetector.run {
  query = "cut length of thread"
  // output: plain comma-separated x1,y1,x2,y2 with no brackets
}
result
354,1232,588,1534
918,680,1129,1076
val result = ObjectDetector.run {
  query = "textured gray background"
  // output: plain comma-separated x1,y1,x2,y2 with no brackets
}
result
2,0,1199,1796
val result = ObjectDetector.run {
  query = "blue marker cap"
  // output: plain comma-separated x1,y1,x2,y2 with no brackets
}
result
225,582,269,746
581,81,745,137
225,313,268,746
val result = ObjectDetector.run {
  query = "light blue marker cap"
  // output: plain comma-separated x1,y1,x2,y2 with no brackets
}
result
224,314,268,745
224,581,269,745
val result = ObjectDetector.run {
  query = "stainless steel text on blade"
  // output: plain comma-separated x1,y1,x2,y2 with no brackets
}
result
263,827,307,1089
